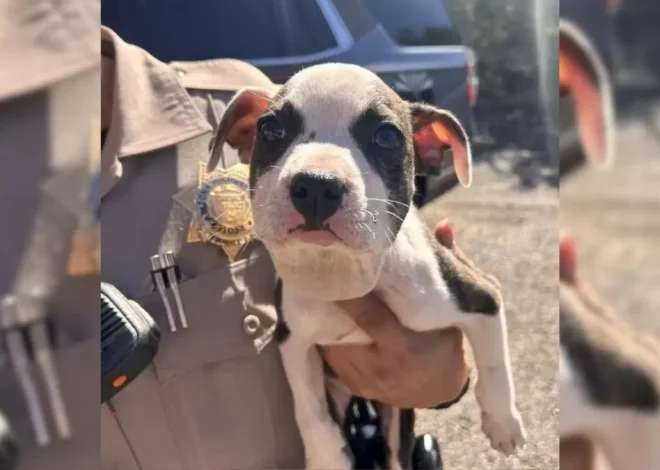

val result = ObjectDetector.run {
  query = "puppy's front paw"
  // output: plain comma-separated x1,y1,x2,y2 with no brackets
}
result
305,446,353,470
481,408,527,456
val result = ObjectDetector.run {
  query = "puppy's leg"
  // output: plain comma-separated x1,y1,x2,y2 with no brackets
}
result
393,301,525,455
457,307,526,455
279,336,353,470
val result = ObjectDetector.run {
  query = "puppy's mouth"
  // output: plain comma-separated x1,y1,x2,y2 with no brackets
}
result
287,223,344,247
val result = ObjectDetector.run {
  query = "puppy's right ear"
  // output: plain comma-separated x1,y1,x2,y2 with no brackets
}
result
207,87,274,172
409,102,472,188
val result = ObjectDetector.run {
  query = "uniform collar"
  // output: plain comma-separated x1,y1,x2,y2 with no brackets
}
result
101,27,213,161
100,27,280,197
170,58,278,93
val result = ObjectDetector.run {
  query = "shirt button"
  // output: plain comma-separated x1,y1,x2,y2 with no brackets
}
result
176,70,186,78
243,315,261,336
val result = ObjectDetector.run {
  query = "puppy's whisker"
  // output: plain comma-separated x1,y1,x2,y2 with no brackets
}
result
245,89,277,105
382,209,406,225
386,227,397,244
367,197,409,208
358,221,376,241
357,208,378,224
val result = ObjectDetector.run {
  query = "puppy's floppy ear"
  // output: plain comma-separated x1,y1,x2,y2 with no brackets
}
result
409,102,472,188
207,86,275,172
559,20,615,168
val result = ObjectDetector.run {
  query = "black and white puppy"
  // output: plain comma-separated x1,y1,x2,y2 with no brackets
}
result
209,63,526,469
559,237,660,470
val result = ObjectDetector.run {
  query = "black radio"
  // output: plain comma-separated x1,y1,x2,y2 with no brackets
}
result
101,283,160,404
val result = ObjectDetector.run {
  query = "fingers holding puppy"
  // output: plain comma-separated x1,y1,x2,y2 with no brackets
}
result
319,313,468,409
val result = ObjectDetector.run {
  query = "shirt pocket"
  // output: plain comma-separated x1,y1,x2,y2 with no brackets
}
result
136,249,279,384
108,250,304,469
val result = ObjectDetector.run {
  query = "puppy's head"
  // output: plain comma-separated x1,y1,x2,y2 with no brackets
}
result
210,63,471,299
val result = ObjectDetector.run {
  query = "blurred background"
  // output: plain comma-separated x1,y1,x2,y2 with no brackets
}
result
560,0,660,338
558,2,660,468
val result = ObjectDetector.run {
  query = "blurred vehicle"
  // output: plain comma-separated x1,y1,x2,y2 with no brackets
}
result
559,0,617,172
101,0,477,205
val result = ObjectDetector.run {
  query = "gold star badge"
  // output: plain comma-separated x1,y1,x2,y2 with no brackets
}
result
187,162,255,261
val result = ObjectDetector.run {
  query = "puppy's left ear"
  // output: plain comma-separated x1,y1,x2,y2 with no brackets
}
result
409,102,472,188
207,86,276,172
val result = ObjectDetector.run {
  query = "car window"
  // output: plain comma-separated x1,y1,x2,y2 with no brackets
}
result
101,0,338,62
361,0,462,46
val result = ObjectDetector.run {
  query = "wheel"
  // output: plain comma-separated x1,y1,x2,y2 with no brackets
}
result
411,434,443,470
343,398,388,470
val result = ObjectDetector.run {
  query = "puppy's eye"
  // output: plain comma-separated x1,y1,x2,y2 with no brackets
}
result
259,116,286,143
373,124,402,149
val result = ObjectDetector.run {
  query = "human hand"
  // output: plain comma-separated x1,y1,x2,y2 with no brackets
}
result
561,436,601,470
560,231,617,321
319,219,478,409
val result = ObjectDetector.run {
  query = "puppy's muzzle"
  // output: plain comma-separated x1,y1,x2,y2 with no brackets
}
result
289,173,346,227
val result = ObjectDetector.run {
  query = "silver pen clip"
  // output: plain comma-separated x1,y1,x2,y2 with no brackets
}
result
1,295,71,446
150,251,188,332
23,300,71,441
150,255,177,333
161,252,188,329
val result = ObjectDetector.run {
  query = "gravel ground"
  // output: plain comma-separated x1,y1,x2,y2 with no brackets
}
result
416,159,559,470
560,85,660,336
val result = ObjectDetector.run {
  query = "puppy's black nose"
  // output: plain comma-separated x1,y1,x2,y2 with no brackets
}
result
289,173,345,225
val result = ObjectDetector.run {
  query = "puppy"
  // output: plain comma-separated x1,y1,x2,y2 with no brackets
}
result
209,63,526,469
559,235,660,470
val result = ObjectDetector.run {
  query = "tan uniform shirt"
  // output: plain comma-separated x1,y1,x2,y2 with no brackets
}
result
100,27,304,470
0,1,100,469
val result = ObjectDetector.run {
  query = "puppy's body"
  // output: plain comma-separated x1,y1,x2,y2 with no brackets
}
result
211,63,526,469
281,209,520,469
560,281,660,470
